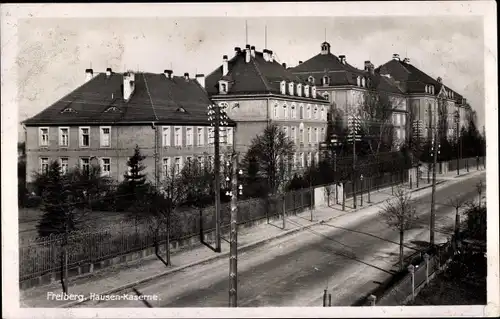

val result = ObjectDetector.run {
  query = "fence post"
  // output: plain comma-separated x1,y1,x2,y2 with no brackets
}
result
408,264,415,302
323,289,328,307
342,182,345,211
367,294,376,306
328,293,332,306
367,176,371,203
282,194,286,229
424,253,430,285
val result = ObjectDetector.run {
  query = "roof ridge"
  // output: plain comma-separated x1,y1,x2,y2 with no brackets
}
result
251,58,272,92
142,73,159,121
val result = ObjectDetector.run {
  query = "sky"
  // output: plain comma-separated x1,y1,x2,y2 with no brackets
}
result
15,15,484,140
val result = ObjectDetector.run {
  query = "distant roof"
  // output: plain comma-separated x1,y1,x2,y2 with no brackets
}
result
23,72,229,126
376,59,464,101
205,47,327,102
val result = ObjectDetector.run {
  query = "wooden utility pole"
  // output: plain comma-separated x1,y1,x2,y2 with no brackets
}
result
347,116,361,209
429,101,441,246
228,129,240,307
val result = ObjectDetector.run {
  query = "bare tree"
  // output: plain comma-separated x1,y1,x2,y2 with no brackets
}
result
244,123,295,195
380,187,419,271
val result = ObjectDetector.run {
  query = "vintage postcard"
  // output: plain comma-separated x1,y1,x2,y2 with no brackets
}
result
1,1,498,318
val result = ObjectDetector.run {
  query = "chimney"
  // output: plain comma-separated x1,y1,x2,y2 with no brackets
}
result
282,62,287,69
250,45,256,58
234,46,241,54
222,55,229,76
123,71,135,101
85,68,94,82
338,55,346,64
106,67,112,77
364,60,375,74
269,50,274,62
403,57,411,64
245,45,251,63
299,61,303,64
195,74,205,88
184,72,189,81
164,69,173,79
392,53,400,61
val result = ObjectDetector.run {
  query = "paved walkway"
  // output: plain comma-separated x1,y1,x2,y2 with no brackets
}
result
20,169,484,307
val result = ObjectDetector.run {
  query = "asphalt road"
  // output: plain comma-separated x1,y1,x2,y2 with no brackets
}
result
80,173,485,308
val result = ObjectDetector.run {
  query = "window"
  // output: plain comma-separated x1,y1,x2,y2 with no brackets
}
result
313,106,318,119
321,107,326,120
299,128,304,144
291,127,297,142
393,114,399,125
197,156,204,169
40,157,49,174
100,126,111,147
283,105,288,118
321,128,325,141
361,77,366,87
208,127,214,145
280,81,286,94
291,105,296,118
162,158,170,177
308,76,315,84
208,155,214,169
322,76,329,86
79,127,90,147
101,158,111,177
274,104,279,119
60,158,69,175
174,127,182,146
174,157,182,174
59,127,69,147
307,153,312,167
219,81,228,94
297,84,302,96
197,127,204,146
186,156,193,168
283,126,288,138
162,126,171,146
307,127,311,144
315,152,319,165
357,76,361,87
314,127,319,143
299,105,304,119
292,153,297,169
80,157,90,174
307,105,312,119
322,92,330,102
288,82,294,95
186,127,193,146
299,152,305,167
39,127,49,147
400,114,406,126
226,127,233,145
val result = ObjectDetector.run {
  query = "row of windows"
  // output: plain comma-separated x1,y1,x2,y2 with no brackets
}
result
38,126,233,148
161,126,233,147
39,157,111,176
39,127,109,148
273,104,327,120
279,81,316,98
283,126,326,144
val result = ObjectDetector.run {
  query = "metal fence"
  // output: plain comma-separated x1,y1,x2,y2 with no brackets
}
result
343,170,408,199
19,187,313,282
448,156,485,172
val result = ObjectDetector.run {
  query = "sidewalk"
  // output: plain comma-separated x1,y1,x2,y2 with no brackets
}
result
20,171,483,308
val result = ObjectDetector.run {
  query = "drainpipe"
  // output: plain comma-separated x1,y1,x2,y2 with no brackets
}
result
152,122,159,188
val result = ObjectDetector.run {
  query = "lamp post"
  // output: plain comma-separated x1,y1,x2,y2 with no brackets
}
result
207,103,229,253
360,174,364,206
330,134,342,204
347,115,361,209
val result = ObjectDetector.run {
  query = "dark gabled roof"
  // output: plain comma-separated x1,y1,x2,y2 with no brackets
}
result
289,46,367,87
205,48,326,102
23,72,229,126
376,59,464,102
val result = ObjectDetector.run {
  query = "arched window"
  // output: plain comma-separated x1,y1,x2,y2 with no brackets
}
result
308,76,315,84
361,77,366,88
322,76,330,86
313,106,318,119
299,105,304,119
288,82,294,95
291,105,296,118
357,76,361,87
274,104,279,119
283,104,288,118
280,81,286,94
307,105,311,119
321,106,325,120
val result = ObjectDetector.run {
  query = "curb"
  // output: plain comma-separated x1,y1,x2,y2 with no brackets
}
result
58,177,460,308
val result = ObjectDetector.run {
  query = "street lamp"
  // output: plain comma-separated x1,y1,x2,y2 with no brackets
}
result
360,174,364,206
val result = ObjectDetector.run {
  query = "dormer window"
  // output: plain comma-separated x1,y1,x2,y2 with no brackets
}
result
311,86,317,99
297,83,302,97
357,76,361,87
288,82,294,96
361,77,366,88
304,85,310,98
322,76,330,86
104,106,120,113
219,80,228,94
176,107,187,113
61,107,77,114
280,80,286,94
322,92,330,102
308,76,315,84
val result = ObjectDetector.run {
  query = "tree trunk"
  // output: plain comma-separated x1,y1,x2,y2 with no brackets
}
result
399,230,404,271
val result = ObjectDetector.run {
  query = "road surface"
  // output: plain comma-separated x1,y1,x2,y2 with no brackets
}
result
78,173,485,308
